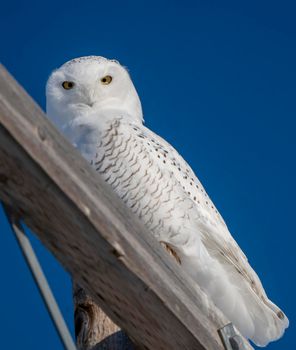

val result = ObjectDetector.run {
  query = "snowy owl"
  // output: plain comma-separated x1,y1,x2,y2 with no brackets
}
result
46,56,288,347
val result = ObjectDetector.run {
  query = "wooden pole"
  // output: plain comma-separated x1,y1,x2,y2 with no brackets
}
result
0,64,253,350
73,283,134,349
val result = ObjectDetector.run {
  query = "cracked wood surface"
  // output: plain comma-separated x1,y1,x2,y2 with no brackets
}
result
0,64,253,350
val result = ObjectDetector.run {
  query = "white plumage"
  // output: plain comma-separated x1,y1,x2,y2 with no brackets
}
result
46,56,288,346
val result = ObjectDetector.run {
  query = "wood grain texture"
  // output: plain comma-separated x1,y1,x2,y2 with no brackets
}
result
0,64,253,350
74,282,134,350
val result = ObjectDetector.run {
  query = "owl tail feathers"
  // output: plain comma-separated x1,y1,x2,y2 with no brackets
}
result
178,245,288,347
226,278,289,347
203,263,289,347
212,257,289,346
246,297,289,347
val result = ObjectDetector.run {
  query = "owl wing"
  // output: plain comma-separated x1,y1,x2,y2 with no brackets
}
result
130,121,271,301
94,118,287,345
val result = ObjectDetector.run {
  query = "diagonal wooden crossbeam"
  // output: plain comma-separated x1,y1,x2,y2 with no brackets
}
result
0,64,253,350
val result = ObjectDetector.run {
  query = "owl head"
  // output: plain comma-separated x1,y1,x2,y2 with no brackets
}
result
46,56,143,131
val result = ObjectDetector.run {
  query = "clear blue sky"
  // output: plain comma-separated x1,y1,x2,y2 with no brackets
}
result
0,1,295,349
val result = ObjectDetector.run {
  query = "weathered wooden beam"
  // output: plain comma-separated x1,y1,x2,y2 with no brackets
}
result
0,64,253,350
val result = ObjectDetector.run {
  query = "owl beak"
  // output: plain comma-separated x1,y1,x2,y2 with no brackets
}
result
87,88,97,107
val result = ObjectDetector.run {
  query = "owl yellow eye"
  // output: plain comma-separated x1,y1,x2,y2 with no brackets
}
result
62,81,75,90
101,75,112,85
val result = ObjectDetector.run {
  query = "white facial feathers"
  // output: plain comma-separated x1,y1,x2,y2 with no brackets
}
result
46,56,143,132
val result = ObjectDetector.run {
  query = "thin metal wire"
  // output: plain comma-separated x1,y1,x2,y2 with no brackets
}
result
3,206,77,350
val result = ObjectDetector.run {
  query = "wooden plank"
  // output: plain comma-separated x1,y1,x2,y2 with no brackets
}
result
0,64,253,350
